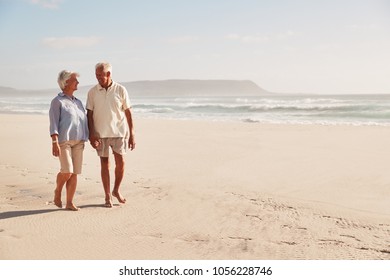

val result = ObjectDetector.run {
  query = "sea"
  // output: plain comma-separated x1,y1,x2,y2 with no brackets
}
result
1,92,390,126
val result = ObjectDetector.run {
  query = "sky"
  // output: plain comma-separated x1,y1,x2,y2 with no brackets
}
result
0,0,390,94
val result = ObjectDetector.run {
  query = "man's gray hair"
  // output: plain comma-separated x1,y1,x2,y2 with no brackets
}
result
57,70,79,90
95,62,112,73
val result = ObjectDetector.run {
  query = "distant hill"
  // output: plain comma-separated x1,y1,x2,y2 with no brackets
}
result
0,86,54,97
0,86,17,96
0,80,271,97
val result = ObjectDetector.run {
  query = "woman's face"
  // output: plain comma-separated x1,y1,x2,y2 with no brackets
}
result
64,74,79,92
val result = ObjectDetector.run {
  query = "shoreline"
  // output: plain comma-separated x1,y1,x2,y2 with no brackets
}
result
2,92,390,126
2,111,390,127
0,114,389,259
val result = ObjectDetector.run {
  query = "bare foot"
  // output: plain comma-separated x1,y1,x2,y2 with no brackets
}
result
54,190,62,208
112,191,126,204
104,199,113,208
65,203,79,211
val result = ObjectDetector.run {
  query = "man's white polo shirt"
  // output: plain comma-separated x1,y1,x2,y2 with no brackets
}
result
86,81,131,138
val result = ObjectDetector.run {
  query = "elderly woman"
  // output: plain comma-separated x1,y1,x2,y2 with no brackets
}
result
49,70,89,211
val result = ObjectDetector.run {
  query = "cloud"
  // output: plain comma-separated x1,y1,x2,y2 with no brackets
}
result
30,0,63,9
42,36,101,49
241,35,270,43
225,34,240,40
226,33,268,43
167,36,199,44
345,23,380,32
226,31,295,43
276,30,296,39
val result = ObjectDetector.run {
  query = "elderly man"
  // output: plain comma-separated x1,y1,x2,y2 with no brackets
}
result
86,62,135,208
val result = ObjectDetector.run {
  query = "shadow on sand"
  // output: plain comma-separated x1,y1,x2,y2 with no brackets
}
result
0,204,119,220
79,203,120,209
0,209,61,220
79,204,112,209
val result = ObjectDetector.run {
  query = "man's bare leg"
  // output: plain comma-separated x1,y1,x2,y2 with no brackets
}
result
112,152,126,203
54,172,72,208
100,157,112,207
65,174,79,211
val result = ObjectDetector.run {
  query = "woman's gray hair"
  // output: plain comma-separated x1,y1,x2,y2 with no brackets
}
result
57,70,79,90
95,62,112,73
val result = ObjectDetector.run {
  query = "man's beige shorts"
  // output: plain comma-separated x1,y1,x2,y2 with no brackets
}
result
96,138,128,157
59,140,85,174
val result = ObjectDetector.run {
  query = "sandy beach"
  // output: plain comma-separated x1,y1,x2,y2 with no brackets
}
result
0,113,389,260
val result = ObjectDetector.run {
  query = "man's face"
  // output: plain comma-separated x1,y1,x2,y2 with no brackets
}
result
95,67,110,88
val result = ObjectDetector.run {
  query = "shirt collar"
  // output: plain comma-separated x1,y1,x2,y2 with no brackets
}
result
58,92,78,101
97,81,115,91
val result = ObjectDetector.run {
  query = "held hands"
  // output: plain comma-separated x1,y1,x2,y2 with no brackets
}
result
89,135,135,150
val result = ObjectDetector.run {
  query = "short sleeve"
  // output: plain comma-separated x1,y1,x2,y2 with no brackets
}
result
86,89,94,111
121,86,131,110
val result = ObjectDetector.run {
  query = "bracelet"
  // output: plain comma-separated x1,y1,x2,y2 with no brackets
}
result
52,140,58,143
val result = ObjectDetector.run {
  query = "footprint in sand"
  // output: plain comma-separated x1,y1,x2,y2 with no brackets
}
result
318,239,345,245
280,241,297,246
340,234,361,242
245,214,262,221
226,236,253,252
179,234,210,244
